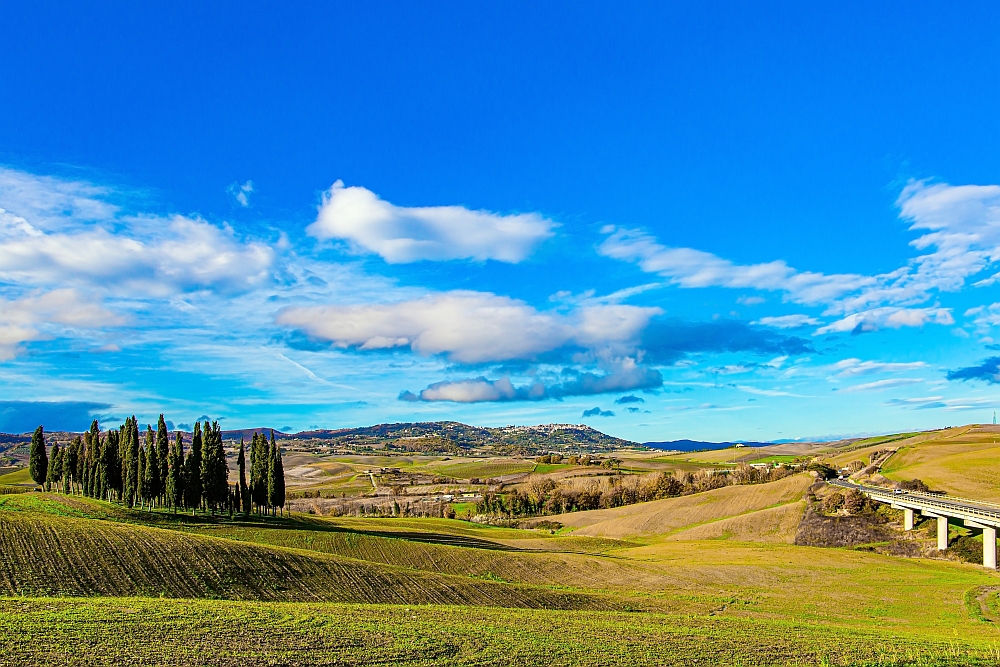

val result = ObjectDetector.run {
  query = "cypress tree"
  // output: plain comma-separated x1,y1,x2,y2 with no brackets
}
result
212,422,229,513
62,439,76,494
250,432,266,513
156,415,169,503
238,437,250,516
266,433,277,516
273,441,285,516
65,436,80,494
47,442,61,491
123,417,140,507
185,422,203,512
29,425,48,489
200,420,214,512
138,443,147,507
146,426,161,504
166,431,184,512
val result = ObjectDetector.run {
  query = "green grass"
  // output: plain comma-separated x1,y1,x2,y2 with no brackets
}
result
435,460,536,479
0,467,31,485
533,463,571,474
3,597,1000,666
747,455,800,464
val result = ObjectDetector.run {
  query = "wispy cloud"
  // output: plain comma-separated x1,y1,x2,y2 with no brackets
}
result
308,180,555,263
839,378,924,393
754,314,820,329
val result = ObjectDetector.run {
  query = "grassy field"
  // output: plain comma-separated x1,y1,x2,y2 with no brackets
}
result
0,467,31,486
5,597,1000,667
551,472,812,538
434,459,536,479
7,428,1000,665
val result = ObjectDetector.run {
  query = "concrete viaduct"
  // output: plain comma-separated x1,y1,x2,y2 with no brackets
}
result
830,480,1000,569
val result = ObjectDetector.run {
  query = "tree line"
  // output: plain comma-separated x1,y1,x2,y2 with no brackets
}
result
475,464,796,520
28,417,286,516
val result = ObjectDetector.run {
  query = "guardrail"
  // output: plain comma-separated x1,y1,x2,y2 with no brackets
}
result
830,480,1000,522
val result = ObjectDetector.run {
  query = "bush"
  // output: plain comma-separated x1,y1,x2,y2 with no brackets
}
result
899,479,930,492
823,492,845,513
951,535,982,564
843,489,870,515
807,463,837,480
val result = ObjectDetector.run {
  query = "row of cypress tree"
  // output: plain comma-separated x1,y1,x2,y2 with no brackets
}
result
28,418,286,516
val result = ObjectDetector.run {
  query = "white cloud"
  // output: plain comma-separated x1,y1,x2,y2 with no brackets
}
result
738,295,765,306
0,289,123,360
831,358,927,377
965,302,1000,329
0,168,274,295
753,314,820,329
399,357,662,403
229,180,254,207
598,227,872,305
599,181,1000,329
307,180,555,263
275,290,662,363
814,307,953,334
840,378,924,393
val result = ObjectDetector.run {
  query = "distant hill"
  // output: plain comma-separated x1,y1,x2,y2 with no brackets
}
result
283,421,637,455
644,439,775,452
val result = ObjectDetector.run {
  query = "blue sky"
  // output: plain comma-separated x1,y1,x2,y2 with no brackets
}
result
2,2,1000,440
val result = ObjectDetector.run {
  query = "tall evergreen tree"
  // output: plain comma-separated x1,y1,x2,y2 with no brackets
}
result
266,433,277,515
250,432,266,513
273,440,285,516
123,417,141,507
47,442,62,491
238,437,250,516
199,420,214,512
156,415,169,502
65,436,80,494
166,431,184,511
146,425,162,504
137,442,148,507
184,422,203,512
29,425,48,489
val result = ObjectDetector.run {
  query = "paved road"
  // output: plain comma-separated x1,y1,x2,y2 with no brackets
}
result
830,479,1000,523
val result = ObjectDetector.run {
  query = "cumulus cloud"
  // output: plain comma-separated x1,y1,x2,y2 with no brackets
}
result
307,180,555,263
0,400,112,433
583,407,615,417
400,358,663,403
753,314,820,329
0,168,274,295
615,394,645,404
814,307,953,335
275,290,662,363
0,289,123,359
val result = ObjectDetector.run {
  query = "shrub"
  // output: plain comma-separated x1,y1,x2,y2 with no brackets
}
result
823,492,845,513
951,535,982,564
899,479,930,492
843,489,869,515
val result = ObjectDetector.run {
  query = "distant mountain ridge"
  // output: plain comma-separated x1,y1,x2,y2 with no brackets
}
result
644,439,775,452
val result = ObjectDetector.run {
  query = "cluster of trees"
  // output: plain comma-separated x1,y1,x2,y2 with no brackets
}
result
533,453,621,469
27,418,286,516
822,488,874,515
475,465,795,519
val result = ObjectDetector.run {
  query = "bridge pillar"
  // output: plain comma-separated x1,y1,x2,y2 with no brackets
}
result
985,527,997,570
904,508,914,531
937,516,949,550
